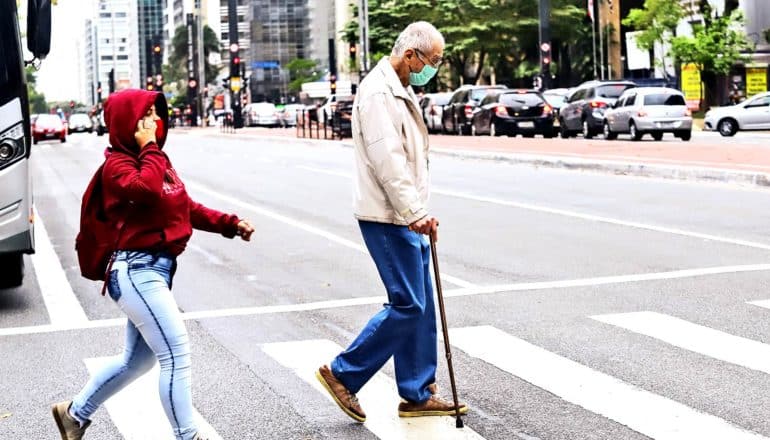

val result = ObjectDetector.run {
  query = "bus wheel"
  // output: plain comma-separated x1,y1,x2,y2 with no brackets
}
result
0,253,24,289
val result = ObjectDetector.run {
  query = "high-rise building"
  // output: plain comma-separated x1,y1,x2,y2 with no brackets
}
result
90,0,141,94
84,18,100,105
138,0,165,85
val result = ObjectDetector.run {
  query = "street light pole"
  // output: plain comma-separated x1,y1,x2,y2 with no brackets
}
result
538,0,551,90
196,0,205,124
358,0,370,76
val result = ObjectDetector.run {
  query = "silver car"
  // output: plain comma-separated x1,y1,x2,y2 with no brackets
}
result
704,92,770,136
419,92,452,133
278,104,304,127
603,87,692,141
243,103,279,127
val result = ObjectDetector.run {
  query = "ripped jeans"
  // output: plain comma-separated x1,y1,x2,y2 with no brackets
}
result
70,250,198,440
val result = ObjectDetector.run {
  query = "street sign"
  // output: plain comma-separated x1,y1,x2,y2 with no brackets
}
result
230,77,241,93
252,60,280,69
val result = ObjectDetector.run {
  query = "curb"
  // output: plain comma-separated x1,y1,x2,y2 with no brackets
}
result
195,130,770,189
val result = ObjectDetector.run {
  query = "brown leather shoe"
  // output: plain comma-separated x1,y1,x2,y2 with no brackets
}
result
398,394,469,418
52,401,90,440
316,365,366,422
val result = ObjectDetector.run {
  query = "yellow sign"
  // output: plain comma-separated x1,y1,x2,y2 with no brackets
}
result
681,63,701,109
746,66,767,97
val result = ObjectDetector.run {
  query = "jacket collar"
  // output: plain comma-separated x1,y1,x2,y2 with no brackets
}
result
375,57,420,110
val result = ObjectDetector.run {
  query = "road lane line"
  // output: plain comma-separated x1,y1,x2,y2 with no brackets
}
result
450,326,769,440
30,208,89,326
184,180,476,289
262,339,484,440
296,165,770,251
83,357,223,440
3,263,770,337
187,243,224,266
746,300,770,313
592,311,770,375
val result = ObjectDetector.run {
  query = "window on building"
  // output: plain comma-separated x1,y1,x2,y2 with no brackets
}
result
117,55,128,60
116,12,126,18
99,12,111,18
101,55,113,61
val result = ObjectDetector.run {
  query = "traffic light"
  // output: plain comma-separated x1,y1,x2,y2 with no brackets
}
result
155,74,163,89
146,76,154,91
108,68,115,93
330,74,337,95
349,43,357,62
153,43,161,55
241,92,248,108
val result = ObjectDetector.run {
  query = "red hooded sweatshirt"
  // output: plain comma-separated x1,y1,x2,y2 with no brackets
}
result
101,89,240,256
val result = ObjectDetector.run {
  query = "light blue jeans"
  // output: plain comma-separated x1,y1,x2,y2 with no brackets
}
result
70,251,197,440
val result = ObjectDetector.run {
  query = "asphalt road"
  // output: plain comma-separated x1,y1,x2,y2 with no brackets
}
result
2,129,770,440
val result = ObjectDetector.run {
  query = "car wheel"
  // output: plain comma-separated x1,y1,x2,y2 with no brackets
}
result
676,130,692,141
0,253,24,288
33,138,38,144
652,133,663,141
559,120,570,138
60,137,66,143
582,119,594,139
629,121,643,141
603,122,617,140
543,129,553,139
490,123,497,137
717,118,738,137
456,117,463,136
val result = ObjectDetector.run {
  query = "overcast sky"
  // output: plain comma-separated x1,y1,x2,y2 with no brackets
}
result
34,0,93,103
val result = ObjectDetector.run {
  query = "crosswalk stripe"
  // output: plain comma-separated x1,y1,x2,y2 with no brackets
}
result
31,208,89,326
84,357,223,440
747,299,770,312
592,311,770,375
450,326,768,440
262,339,484,440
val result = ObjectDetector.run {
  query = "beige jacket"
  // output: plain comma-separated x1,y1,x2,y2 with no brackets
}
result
352,57,430,225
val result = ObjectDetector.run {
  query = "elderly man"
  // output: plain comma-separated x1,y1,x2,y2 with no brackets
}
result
316,21,468,422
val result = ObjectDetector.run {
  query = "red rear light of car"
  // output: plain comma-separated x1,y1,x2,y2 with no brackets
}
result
590,101,607,109
464,104,473,118
495,106,509,117
430,105,438,116
543,104,553,115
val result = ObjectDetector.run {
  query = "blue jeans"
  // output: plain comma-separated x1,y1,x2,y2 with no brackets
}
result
70,251,197,440
331,221,437,403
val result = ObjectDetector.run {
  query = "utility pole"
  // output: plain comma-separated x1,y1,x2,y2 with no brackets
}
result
358,0,370,77
196,0,205,123
538,0,551,90
598,0,605,80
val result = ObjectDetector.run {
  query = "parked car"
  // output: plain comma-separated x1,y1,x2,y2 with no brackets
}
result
320,95,354,122
442,85,508,135
603,87,692,141
471,90,555,138
67,113,93,134
704,91,770,136
243,102,279,127
93,112,108,136
278,104,304,127
559,80,636,138
32,114,66,144
419,92,452,133
542,88,570,126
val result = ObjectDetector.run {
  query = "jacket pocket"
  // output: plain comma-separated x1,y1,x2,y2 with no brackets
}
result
107,269,122,302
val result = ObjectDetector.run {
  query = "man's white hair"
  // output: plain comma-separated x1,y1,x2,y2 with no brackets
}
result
391,21,444,57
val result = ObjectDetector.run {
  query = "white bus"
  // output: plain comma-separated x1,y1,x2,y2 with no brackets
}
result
0,0,51,288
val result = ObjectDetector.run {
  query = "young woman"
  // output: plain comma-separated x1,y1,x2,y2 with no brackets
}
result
52,89,255,440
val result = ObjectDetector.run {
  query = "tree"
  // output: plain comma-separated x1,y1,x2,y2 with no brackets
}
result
25,66,47,114
286,58,323,92
164,25,221,88
670,9,753,109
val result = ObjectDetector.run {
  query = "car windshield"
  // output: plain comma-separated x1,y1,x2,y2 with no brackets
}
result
543,94,566,106
471,88,500,102
433,94,452,105
37,114,62,127
69,114,90,124
644,94,686,106
499,93,544,107
596,84,634,98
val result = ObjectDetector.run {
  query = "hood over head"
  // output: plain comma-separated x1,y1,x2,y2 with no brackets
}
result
104,89,169,155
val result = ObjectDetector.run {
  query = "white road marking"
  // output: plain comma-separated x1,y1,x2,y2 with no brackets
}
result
450,326,768,440
262,339,484,440
296,165,770,251
592,311,770,375
3,263,770,337
84,357,223,440
30,208,89,326
187,243,224,265
184,180,475,289
747,299,770,313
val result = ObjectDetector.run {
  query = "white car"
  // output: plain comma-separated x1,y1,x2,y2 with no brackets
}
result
320,95,353,121
704,92,770,136
419,92,452,133
243,103,279,127
603,87,692,141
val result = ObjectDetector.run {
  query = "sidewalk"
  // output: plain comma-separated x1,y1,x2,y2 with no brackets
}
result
189,126,770,188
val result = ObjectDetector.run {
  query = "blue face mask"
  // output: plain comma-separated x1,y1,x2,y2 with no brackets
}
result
409,63,438,87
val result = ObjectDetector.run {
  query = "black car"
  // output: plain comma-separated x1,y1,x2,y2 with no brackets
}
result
558,80,636,138
471,90,555,138
442,85,507,135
